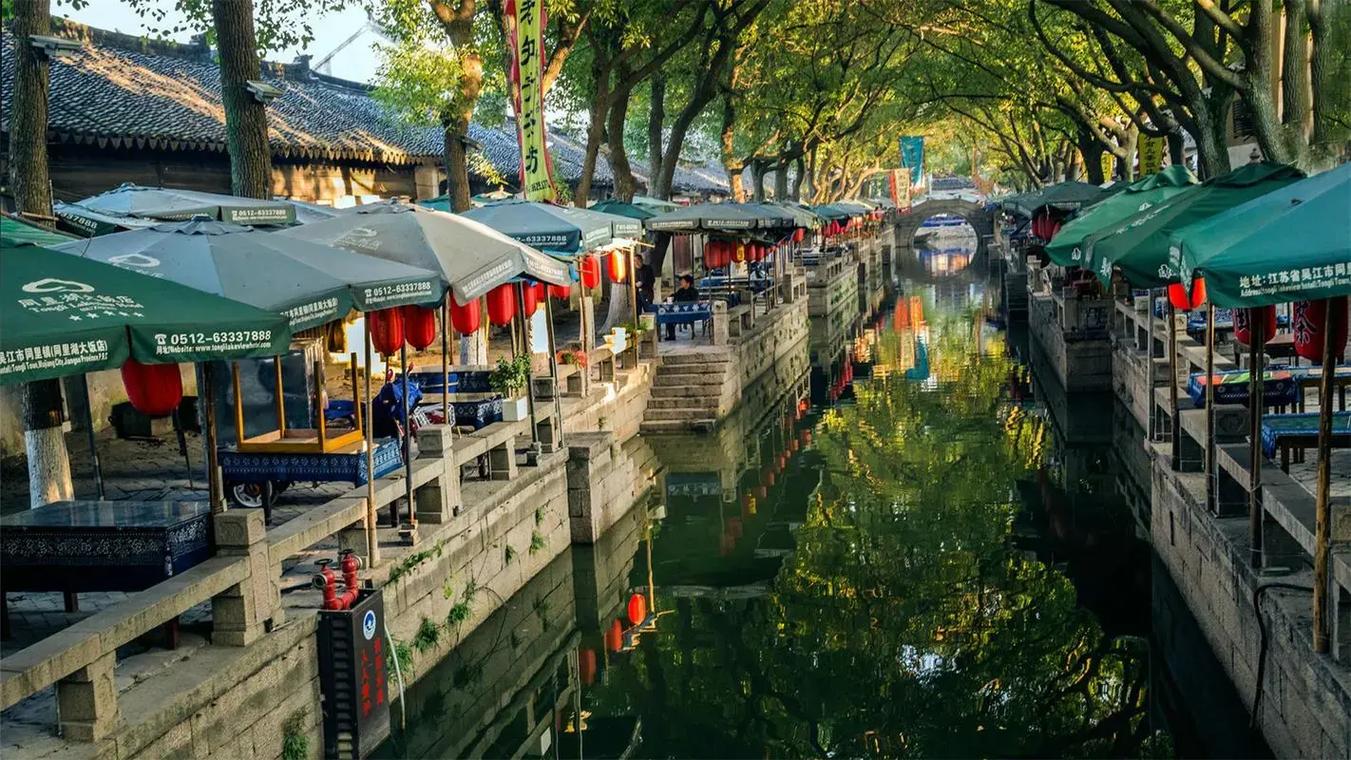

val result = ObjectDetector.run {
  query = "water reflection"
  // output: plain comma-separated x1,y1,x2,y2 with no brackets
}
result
377,242,1266,758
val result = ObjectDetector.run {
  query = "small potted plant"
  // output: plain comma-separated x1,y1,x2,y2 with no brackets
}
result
490,354,532,422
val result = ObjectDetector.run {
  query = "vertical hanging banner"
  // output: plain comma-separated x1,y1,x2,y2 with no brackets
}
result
1138,136,1164,175
900,136,925,185
505,0,558,201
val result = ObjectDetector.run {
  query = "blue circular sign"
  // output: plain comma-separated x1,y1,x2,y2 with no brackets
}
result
362,609,377,640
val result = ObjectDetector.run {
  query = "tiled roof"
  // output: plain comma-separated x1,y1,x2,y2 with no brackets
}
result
0,21,727,194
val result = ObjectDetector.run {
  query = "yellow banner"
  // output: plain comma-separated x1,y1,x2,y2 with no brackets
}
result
1138,136,1164,176
508,0,556,201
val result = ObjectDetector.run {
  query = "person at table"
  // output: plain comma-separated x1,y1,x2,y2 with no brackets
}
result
636,253,655,308
667,274,700,340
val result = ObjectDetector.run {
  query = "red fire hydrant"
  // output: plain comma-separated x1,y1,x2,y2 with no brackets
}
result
314,559,340,610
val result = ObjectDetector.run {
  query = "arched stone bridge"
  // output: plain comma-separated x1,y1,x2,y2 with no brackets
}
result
890,198,995,284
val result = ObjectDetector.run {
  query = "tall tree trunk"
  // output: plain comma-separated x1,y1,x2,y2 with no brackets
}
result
1281,0,1313,152
1080,132,1106,184
576,49,610,206
647,73,665,187
446,111,473,211
790,155,805,200
10,0,73,508
431,1,481,212
750,160,767,202
803,145,818,202
606,86,638,201
719,95,745,201
1243,1,1293,166
212,0,272,199
773,154,790,199
1308,0,1332,152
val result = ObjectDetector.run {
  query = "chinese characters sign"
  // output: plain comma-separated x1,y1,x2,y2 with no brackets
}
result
506,0,558,201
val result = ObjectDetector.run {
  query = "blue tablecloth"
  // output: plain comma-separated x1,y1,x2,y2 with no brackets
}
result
650,301,713,326
1185,308,1290,337
219,436,404,486
1260,411,1351,458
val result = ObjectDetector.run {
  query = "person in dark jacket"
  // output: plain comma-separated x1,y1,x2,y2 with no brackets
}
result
636,253,655,308
667,274,700,339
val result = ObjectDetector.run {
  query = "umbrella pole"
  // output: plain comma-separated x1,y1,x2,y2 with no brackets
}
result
1205,304,1216,513
81,374,105,500
545,295,564,451
517,284,541,450
1168,301,1181,469
1248,310,1265,568
1313,300,1336,652
1146,290,1157,441
201,365,223,513
364,320,379,562
401,341,414,531
441,301,451,431
629,246,639,342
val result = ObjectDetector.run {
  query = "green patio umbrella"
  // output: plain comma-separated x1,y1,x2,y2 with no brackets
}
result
1013,180,1114,217
2,214,77,247
55,220,444,331
1171,163,1350,307
737,203,798,228
811,204,852,221
461,201,642,253
76,183,297,226
632,195,679,213
645,203,765,233
767,202,822,228
1089,162,1305,288
279,200,570,301
53,200,160,237
590,199,656,221
1,242,290,385
1045,166,1198,267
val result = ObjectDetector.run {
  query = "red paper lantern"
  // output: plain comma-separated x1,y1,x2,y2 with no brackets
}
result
1167,278,1207,311
368,307,405,355
402,305,438,350
578,648,597,685
580,255,601,289
626,593,648,625
487,283,516,326
121,359,182,417
1293,298,1349,363
606,618,623,653
521,282,540,318
1234,305,1278,346
549,282,571,300
449,294,481,335
794,228,805,243
608,250,627,283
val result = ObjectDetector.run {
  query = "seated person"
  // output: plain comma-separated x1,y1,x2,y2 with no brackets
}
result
667,274,701,340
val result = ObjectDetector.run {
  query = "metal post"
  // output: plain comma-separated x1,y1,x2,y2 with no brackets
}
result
1146,289,1157,441
545,295,565,451
517,283,541,449
1205,303,1217,512
1168,301,1181,467
441,301,451,429
1248,309,1265,568
363,319,379,562
1313,299,1337,652
81,374,105,500
201,366,223,512
400,340,413,529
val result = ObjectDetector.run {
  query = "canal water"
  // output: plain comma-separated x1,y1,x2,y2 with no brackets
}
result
376,231,1268,759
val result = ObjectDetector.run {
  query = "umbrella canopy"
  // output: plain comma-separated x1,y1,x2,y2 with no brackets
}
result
811,204,853,221
590,199,656,221
282,199,346,225
278,201,570,302
645,203,765,233
1045,166,1198,266
737,203,798,228
3,214,77,247
1171,163,1351,307
461,201,642,253
1090,162,1305,287
769,202,823,228
76,183,297,226
632,195,680,213
53,201,161,237
1003,181,1111,217
1,242,290,385
55,220,444,331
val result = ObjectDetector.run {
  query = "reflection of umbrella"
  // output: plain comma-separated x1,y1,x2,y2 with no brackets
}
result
1172,163,1350,306
1090,162,1304,288
1045,166,1198,267
55,220,444,331
645,203,764,232
1,242,290,385
53,200,160,237
461,200,640,253
590,199,656,221
76,183,297,226
279,201,569,300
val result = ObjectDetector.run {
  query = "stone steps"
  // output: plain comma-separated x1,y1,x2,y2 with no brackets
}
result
658,352,731,367
652,370,726,388
640,418,717,434
646,397,707,410
647,383,727,399
643,406,718,422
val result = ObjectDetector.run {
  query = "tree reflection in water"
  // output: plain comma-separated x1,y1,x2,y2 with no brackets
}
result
584,304,1173,758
